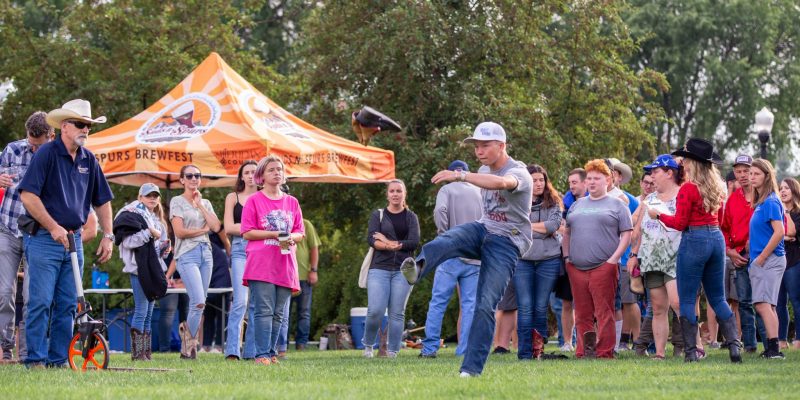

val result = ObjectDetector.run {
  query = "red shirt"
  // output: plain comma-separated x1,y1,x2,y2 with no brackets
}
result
660,182,720,231
721,188,754,252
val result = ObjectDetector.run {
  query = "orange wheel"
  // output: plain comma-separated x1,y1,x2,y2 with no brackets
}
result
68,332,110,371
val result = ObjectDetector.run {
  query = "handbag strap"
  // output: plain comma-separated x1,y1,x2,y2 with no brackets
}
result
379,208,384,222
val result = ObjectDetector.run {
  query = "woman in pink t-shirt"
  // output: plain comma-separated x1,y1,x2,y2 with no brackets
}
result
241,156,305,366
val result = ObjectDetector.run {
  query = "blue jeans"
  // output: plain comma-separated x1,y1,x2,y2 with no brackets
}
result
675,228,733,322
364,269,411,353
515,257,561,359
249,280,290,358
23,230,83,366
242,301,256,359
130,274,154,333
421,258,479,356
224,237,248,358
157,293,188,352
176,243,212,337
416,222,519,376
777,263,800,341
734,266,768,349
277,280,314,351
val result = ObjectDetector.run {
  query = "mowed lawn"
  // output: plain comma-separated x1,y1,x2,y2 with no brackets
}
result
1,345,798,399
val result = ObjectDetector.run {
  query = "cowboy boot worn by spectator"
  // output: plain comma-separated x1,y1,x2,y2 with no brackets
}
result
679,317,698,362
143,332,152,361
532,330,545,360
717,315,742,363
130,328,145,361
634,317,653,356
378,327,389,357
583,331,597,359
671,313,684,357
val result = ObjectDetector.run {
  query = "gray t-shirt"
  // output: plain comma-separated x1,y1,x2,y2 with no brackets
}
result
566,195,632,270
170,195,216,259
477,157,533,255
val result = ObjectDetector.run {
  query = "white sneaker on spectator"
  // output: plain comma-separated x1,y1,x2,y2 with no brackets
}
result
363,346,374,359
559,343,575,352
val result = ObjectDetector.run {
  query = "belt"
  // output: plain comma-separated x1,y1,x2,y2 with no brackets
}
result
686,225,718,231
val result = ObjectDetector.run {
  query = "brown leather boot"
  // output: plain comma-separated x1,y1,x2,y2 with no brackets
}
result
671,313,684,357
143,331,152,361
532,329,545,359
377,327,389,357
634,317,653,356
130,328,145,361
583,331,597,359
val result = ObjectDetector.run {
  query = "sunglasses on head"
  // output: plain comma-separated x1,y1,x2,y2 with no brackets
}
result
67,120,92,130
183,173,202,180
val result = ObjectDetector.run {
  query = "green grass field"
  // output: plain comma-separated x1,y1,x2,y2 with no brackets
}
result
1,345,798,399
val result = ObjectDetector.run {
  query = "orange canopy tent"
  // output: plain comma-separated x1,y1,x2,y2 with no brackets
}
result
85,53,395,188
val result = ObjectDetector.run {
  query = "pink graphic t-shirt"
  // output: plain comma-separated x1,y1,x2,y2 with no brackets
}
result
241,192,305,291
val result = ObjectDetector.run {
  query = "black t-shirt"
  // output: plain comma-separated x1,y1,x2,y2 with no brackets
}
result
786,211,800,268
386,208,409,240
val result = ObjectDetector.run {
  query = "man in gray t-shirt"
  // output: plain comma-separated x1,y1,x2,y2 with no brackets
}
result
566,196,633,270
400,122,532,377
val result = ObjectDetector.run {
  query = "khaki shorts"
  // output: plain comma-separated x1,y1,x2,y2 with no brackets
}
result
750,254,787,306
643,270,675,289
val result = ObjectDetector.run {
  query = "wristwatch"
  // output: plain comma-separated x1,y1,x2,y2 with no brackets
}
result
310,268,318,273
630,253,638,259
102,233,115,241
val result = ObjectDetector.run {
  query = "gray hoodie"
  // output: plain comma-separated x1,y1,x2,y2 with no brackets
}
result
520,201,562,261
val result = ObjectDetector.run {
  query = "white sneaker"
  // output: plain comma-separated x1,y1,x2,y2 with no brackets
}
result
559,343,575,352
386,351,398,358
363,346,374,359
459,372,472,378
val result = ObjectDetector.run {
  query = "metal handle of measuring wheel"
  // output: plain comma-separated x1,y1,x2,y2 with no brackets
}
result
68,232,77,253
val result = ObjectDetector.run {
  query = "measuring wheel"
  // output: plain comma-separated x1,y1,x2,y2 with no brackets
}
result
68,329,110,371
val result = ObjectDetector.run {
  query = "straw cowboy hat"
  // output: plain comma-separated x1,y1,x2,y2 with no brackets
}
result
46,99,107,129
607,158,633,185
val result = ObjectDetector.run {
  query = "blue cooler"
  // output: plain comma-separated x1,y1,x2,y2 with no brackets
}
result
350,307,388,349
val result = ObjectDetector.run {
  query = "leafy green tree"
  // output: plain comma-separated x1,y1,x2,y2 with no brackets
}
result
625,0,800,160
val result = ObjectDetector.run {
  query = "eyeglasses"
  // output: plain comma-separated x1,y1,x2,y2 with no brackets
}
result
67,120,92,130
183,173,202,180
642,181,655,186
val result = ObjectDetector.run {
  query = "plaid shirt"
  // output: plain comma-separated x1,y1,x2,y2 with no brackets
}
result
0,139,36,237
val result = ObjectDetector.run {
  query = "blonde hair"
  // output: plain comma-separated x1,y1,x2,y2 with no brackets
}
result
751,159,779,208
683,158,726,214
387,179,409,209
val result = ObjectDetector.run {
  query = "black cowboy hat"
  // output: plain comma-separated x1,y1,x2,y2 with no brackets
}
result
354,106,402,132
672,138,723,165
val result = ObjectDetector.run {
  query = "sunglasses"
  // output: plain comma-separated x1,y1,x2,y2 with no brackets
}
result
183,173,202,180
68,120,93,130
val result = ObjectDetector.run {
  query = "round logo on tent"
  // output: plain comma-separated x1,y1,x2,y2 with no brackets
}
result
238,90,312,141
136,93,221,144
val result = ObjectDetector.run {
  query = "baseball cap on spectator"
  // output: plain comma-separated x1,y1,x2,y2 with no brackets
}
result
643,154,680,171
463,122,506,143
733,154,753,167
138,183,160,197
725,170,736,183
448,160,469,172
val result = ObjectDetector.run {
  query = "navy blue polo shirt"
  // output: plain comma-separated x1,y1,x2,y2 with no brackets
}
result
18,136,113,231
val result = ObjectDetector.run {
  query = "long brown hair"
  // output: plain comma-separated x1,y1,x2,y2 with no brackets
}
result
682,158,726,214
782,177,800,212
235,160,258,193
527,164,562,210
751,158,779,208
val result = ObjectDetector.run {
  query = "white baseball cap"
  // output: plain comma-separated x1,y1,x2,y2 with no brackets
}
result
463,122,506,144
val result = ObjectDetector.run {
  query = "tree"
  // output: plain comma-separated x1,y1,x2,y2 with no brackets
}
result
625,0,800,162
